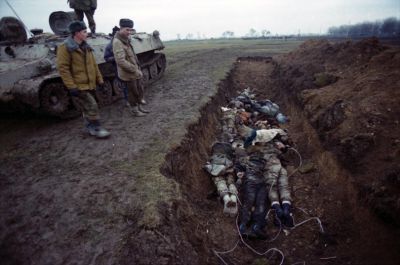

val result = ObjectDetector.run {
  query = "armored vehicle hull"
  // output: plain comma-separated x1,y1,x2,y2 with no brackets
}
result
0,12,166,118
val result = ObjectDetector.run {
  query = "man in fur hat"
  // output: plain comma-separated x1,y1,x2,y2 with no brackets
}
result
57,21,110,138
113,18,149,116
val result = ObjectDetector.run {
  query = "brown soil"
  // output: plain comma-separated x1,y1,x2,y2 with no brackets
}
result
1,38,399,265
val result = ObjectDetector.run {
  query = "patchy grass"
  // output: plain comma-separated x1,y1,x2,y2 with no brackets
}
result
164,38,302,85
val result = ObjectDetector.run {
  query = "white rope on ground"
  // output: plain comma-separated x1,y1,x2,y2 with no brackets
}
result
213,240,240,265
212,213,285,265
213,197,241,264
288,147,303,177
320,256,337,260
293,217,325,233
293,207,325,233
235,193,242,206
235,214,285,265
265,209,283,242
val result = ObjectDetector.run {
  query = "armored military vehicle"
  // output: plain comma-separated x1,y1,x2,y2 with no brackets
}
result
0,11,166,118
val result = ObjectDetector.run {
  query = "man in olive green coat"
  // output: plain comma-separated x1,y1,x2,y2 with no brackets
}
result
68,0,97,36
57,21,110,138
113,18,149,116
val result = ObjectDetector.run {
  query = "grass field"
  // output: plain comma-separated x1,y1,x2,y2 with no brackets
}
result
163,38,302,83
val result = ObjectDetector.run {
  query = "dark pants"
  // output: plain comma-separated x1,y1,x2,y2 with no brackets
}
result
120,79,128,102
122,79,144,106
74,9,96,33
240,180,268,228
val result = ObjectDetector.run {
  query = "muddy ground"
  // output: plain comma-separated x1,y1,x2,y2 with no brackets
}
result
1,38,399,265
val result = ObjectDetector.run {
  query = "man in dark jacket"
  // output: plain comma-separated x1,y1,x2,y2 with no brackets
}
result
57,21,110,138
68,0,97,37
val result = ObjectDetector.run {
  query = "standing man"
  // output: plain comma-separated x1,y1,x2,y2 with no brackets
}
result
57,21,110,139
113,18,149,116
68,0,97,37
104,26,130,107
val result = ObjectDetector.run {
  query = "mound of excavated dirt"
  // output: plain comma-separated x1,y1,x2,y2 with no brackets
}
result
270,38,400,227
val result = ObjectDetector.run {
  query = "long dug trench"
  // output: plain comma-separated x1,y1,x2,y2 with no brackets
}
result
161,56,400,265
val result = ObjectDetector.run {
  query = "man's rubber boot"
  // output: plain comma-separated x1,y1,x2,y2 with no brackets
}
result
227,195,238,217
222,194,231,216
131,106,146,117
272,203,284,227
282,202,294,228
250,224,268,240
87,121,111,139
139,104,150,113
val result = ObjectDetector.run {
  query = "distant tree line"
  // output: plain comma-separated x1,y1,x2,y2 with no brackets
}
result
328,17,400,37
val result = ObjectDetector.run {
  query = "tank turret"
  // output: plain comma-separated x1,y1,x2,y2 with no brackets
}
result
0,11,166,118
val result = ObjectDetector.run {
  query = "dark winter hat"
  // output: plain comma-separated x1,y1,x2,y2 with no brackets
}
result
119,18,134,28
68,21,87,34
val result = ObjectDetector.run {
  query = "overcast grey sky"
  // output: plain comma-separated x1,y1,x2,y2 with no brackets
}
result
1,0,399,40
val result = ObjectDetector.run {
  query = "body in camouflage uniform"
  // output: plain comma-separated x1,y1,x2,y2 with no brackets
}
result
260,140,294,227
204,143,238,216
261,141,292,204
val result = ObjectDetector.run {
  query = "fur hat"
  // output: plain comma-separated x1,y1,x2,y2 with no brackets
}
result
119,18,134,28
68,21,87,34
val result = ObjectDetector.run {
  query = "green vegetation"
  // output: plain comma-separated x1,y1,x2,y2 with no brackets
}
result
164,38,302,83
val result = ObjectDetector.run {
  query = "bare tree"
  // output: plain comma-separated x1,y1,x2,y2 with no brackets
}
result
261,29,271,37
222,31,234,38
381,17,398,36
328,17,400,37
185,33,193,40
246,28,258,37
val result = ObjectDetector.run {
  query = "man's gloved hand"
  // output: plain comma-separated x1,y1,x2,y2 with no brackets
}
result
69,88,80,97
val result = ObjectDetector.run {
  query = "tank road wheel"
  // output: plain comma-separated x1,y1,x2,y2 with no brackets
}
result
40,82,70,117
112,78,124,101
95,80,113,106
149,63,158,79
156,54,166,74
